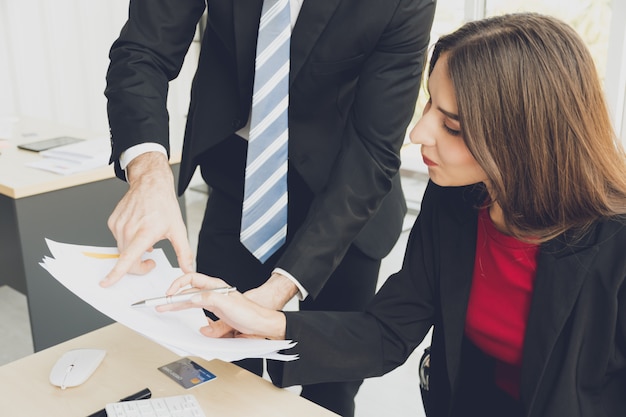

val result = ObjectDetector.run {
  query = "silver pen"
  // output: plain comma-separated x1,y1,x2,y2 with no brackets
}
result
131,286,237,307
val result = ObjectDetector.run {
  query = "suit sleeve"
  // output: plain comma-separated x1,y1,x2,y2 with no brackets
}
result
104,0,206,179
268,182,442,387
275,0,436,297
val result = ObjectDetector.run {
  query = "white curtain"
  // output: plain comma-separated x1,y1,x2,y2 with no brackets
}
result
0,0,198,136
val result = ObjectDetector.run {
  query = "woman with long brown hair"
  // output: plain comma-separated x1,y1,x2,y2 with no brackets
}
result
158,13,626,416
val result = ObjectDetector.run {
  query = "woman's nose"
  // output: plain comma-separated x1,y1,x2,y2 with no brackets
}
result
409,114,435,146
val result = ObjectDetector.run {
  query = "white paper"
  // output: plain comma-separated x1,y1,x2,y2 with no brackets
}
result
40,239,298,362
26,137,109,175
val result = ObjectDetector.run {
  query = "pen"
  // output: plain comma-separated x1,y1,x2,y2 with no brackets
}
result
131,286,237,307
82,251,120,259
119,388,152,401
86,387,151,417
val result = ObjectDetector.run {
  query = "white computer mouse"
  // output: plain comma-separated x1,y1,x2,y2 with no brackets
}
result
49,348,106,389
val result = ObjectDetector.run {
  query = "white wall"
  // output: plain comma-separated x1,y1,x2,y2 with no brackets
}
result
1,0,624,144
605,0,626,142
0,0,198,136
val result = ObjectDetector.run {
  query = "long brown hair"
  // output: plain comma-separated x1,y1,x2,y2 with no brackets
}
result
431,13,626,241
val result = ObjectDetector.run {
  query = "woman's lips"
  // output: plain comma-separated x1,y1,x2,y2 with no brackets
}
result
422,155,437,166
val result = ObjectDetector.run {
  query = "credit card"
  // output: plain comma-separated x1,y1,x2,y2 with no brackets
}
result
158,358,217,389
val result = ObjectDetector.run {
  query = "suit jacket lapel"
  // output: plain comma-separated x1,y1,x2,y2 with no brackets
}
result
290,0,342,85
520,236,600,417
233,0,264,103
439,191,480,392
232,0,342,100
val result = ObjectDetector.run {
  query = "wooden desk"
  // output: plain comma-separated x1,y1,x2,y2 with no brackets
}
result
0,118,184,351
0,323,337,416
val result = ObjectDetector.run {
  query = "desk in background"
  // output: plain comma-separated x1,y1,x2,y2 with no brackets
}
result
0,323,338,416
0,118,185,351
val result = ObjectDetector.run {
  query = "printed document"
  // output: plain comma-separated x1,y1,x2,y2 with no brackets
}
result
40,239,297,362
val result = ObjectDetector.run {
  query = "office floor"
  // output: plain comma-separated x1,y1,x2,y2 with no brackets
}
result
0,172,429,417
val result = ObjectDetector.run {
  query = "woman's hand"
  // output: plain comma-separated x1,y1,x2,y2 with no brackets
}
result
157,273,287,339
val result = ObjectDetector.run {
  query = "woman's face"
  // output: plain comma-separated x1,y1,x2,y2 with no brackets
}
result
409,55,488,187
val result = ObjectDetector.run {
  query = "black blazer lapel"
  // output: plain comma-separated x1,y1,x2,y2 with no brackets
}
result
438,192,480,392
520,238,600,417
233,0,264,104
290,0,342,85
232,0,342,102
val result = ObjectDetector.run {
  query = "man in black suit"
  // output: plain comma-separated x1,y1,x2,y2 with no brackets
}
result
103,1,435,415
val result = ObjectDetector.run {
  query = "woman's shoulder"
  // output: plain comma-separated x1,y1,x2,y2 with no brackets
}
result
595,215,626,240
564,215,626,253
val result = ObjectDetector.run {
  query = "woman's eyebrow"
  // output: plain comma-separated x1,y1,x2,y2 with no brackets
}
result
437,106,459,121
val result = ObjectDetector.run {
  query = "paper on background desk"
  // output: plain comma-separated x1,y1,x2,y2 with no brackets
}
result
26,137,110,175
40,239,297,362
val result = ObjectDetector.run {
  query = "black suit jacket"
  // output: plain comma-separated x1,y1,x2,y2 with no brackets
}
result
270,182,626,417
105,0,436,297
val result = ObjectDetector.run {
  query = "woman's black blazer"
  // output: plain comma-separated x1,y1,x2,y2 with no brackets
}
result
269,182,626,417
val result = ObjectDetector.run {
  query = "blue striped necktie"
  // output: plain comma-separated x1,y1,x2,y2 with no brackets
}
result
240,0,290,263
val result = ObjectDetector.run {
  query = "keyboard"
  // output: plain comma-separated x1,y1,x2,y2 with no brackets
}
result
105,394,207,417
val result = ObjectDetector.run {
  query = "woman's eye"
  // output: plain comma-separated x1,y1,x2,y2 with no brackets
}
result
443,123,461,136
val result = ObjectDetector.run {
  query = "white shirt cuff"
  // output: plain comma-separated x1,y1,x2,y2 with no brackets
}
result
273,268,308,301
119,143,168,171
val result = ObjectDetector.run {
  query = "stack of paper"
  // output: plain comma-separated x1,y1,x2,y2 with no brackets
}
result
40,239,297,362
27,137,110,175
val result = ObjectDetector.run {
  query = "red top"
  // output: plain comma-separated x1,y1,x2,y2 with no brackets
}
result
464,208,539,399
